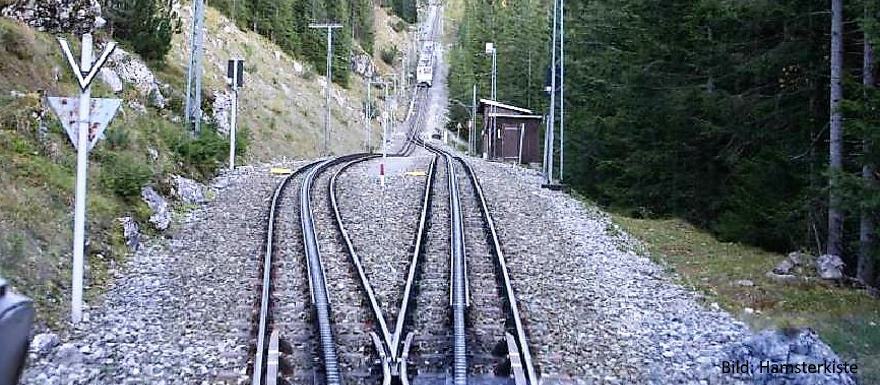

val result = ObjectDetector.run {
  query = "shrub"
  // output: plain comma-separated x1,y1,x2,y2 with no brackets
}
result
391,20,407,33
162,125,229,178
381,45,399,65
100,153,153,199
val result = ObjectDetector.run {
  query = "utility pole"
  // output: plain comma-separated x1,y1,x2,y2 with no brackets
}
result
485,42,497,159
365,77,371,152
559,0,566,183
471,84,477,156
184,0,206,134
309,22,343,155
545,0,558,186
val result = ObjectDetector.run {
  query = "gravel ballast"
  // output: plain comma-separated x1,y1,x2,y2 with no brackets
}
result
464,158,750,384
20,164,294,385
334,156,432,325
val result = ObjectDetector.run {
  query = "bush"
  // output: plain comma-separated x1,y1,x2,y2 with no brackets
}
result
162,125,230,178
100,153,153,199
391,20,407,33
381,46,399,65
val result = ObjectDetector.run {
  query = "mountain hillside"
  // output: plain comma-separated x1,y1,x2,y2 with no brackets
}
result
0,0,413,328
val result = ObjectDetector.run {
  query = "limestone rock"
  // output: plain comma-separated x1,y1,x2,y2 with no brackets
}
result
99,67,123,93
55,343,84,366
724,329,857,385
172,175,207,205
211,90,234,136
106,48,165,110
1,0,102,34
350,51,377,79
816,254,844,280
117,216,139,252
30,333,59,355
140,186,170,231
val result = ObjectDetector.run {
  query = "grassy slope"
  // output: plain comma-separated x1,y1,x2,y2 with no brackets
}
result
0,18,195,329
614,215,880,383
1,5,413,330
167,6,387,160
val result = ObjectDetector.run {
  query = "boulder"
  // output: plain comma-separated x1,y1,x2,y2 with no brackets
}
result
725,329,857,385
117,216,140,251
172,175,207,205
765,271,798,283
350,51,377,79
816,254,844,280
106,48,165,110
140,186,171,231
773,252,802,275
30,332,59,355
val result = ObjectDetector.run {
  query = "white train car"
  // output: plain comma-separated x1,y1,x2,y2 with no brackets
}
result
416,41,435,87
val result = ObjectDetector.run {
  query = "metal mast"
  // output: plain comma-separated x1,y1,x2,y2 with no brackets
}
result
309,22,343,155
184,0,206,133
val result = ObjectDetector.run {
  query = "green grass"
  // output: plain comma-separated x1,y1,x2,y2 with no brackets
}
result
0,24,235,329
613,216,880,384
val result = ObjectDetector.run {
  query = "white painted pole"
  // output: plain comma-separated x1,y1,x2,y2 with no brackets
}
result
381,84,388,187
71,33,94,324
368,82,372,151
229,88,237,170
364,77,369,152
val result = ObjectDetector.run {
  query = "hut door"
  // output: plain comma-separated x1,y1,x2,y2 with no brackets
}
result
501,124,521,161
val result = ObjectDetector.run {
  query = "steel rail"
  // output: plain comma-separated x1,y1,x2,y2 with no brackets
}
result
446,151,469,385
457,157,539,385
299,153,372,385
328,154,394,352
392,154,437,353
251,161,320,385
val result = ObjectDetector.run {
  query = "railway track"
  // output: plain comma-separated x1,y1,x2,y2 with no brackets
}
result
250,113,537,385
249,4,536,384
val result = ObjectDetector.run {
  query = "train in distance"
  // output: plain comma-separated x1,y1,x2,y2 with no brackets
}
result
417,41,435,87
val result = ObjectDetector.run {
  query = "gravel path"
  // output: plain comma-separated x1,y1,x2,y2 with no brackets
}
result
20,163,295,385
465,158,749,384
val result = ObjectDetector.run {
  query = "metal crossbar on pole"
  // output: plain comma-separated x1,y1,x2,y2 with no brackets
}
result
309,22,343,155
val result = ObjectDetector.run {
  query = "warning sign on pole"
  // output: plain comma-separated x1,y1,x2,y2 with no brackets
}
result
47,97,121,151
49,33,119,324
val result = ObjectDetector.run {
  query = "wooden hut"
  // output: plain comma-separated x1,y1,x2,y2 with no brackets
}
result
478,99,542,164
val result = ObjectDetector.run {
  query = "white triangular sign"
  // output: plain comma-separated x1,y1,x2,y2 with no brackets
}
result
47,97,122,151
